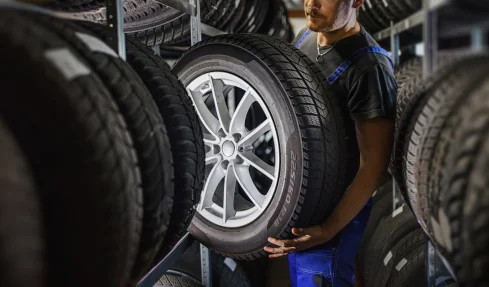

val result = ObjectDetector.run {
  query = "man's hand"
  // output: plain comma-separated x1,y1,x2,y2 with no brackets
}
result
263,226,328,258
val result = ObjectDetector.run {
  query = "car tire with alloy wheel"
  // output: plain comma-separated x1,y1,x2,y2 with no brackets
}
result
173,34,353,260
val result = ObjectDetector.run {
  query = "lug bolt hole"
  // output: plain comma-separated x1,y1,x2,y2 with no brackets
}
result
221,160,230,170
233,133,242,143
218,129,226,138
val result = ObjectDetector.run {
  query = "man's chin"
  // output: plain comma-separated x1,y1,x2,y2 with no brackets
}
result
306,19,330,33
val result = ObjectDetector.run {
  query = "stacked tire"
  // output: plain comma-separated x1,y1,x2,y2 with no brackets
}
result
0,8,205,287
65,0,295,48
357,202,456,287
391,52,489,286
358,0,422,33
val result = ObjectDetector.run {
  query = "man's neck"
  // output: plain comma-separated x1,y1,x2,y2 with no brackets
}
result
317,20,361,47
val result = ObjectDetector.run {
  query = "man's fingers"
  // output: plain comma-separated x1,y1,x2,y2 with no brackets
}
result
291,235,312,244
292,228,305,236
264,246,295,254
267,237,285,247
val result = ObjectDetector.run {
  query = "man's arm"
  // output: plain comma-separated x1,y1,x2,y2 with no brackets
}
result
318,117,394,241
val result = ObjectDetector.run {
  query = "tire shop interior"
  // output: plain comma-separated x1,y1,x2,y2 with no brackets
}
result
1,1,488,287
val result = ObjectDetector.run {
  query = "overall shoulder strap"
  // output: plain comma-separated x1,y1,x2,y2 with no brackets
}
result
327,46,394,85
295,29,312,48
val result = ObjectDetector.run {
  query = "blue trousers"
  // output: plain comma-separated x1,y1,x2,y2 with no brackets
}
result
288,200,373,287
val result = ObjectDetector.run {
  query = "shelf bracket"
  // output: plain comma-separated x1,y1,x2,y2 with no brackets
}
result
200,244,212,287
137,233,196,287
390,21,400,67
423,1,438,78
105,0,125,60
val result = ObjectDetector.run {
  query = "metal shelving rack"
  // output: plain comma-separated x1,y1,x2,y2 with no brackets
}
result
377,1,487,286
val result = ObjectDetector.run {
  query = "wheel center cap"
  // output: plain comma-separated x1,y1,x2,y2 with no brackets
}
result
222,141,235,157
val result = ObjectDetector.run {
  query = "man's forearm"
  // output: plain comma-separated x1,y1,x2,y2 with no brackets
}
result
319,162,387,241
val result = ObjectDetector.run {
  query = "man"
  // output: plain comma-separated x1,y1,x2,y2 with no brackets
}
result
264,0,397,286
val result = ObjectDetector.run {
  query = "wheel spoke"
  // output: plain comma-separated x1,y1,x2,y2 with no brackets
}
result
230,88,255,135
223,164,237,223
238,119,272,148
200,163,225,210
188,88,220,137
209,75,232,135
238,151,276,180
234,164,265,208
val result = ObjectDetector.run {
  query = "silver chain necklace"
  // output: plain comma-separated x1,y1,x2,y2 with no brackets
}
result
316,24,357,62
316,42,336,62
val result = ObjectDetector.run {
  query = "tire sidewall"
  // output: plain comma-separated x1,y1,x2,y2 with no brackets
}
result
173,43,304,255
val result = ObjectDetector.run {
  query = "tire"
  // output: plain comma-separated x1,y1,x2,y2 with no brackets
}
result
173,34,352,260
171,242,252,287
374,228,426,287
357,179,394,277
39,19,175,283
385,244,426,287
155,274,204,287
48,0,105,11
124,39,205,257
391,56,465,204
363,204,420,287
81,0,226,46
438,76,489,285
0,10,142,287
406,56,489,235
0,119,44,287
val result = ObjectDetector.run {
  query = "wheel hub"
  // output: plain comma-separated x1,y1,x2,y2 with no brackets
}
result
222,140,235,157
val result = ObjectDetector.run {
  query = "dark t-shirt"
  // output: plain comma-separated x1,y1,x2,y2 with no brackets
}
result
292,25,398,206
292,26,397,121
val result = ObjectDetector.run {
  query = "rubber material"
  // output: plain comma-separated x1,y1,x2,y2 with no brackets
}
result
125,38,205,258
42,19,175,283
375,228,426,287
174,34,352,260
385,245,426,287
440,75,489,286
0,10,142,287
156,274,204,287
363,204,420,287
0,119,44,287
406,56,489,235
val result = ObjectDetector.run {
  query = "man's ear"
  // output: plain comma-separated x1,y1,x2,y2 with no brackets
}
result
352,0,364,9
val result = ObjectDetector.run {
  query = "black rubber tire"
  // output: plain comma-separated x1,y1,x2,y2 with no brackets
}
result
391,56,466,204
0,10,142,287
124,39,205,258
357,179,394,277
0,119,44,287
374,228,426,287
156,274,204,287
171,242,252,287
48,0,105,11
438,76,489,286
406,56,489,236
460,0,489,10
385,244,426,287
363,204,420,287
390,57,422,203
80,0,225,46
39,19,175,283
173,34,352,260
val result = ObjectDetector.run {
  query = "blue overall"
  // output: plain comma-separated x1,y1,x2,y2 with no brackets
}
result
288,30,394,287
